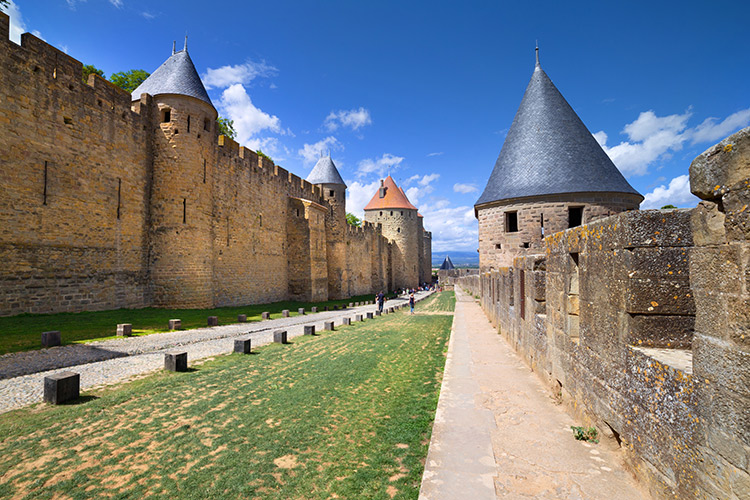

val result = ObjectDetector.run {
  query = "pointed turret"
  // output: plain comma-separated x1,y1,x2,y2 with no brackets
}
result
475,49,641,208
439,256,455,270
131,46,213,107
363,176,418,211
306,154,346,187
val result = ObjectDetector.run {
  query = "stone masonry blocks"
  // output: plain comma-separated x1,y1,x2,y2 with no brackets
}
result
169,319,181,330
43,371,79,404
234,338,251,354
164,352,187,372
282,310,290,318
274,330,287,344
304,325,315,335
41,331,61,348
343,317,351,325
237,314,247,322
262,312,270,320
366,312,373,319
117,324,132,337
207,316,218,327
298,308,305,315
324,321,334,331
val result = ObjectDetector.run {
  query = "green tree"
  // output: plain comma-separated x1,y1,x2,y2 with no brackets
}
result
660,204,677,209
256,149,272,161
82,64,104,84
346,213,362,226
109,69,150,93
216,116,237,140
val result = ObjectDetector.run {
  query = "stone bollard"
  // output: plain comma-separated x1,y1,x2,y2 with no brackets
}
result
43,372,79,404
274,330,288,344
169,319,181,330
324,306,329,311
375,311,381,316
298,308,305,315
41,331,61,348
304,325,315,335
165,352,188,372
262,312,270,320
355,302,360,306
366,312,374,319
311,306,318,313
324,321,334,331
333,305,339,311
207,316,219,327
348,303,354,308
238,314,247,323
388,307,394,313
234,338,252,354
117,324,132,337
343,317,351,325
356,314,363,322
282,310,290,318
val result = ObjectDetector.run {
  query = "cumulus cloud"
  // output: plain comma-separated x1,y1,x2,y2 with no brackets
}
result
110,0,123,8
357,153,404,177
297,136,343,166
345,179,382,219
453,183,477,194
202,60,277,90
420,203,478,252
641,175,700,209
595,107,750,177
217,84,281,146
2,1,31,44
427,152,444,157
324,107,372,132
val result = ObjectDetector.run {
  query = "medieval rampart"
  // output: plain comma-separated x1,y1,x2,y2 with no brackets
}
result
458,127,750,499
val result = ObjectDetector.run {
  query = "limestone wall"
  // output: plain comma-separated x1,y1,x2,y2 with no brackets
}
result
365,208,420,289
457,127,750,499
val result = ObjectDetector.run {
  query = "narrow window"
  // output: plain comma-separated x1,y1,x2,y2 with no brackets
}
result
397,227,401,233
379,211,382,216
182,198,186,223
296,208,300,217
519,269,525,319
568,206,583,228
43,161,48,205
116,178,121,219
568,252,580,341
226,217,230,246
259,214,262,227
540,213,545,236
204,117,210,131
187,115,191,133
162,109,171,123
329,190,334,197
505,211,518,232
390,211,393,216
522,242,530,248
495,243,501,249
203,159,206,183
401,211,403,216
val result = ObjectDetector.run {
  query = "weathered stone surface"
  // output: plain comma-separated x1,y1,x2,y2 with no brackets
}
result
237,314,247,323
273,330,287,344
375,310,381,316
164,352,187,372
282,310,290,318
366,312,373,319
691,202,727,246
261,312,270,320
43,371,79,404
304,325,315,335
356,314,363,322
690,126,750,201
333,305,339,310
116,324,132,337
207,316,218,327
628,314,694,348
169,319,181,330
298,308,305,315
234,338,251,354
311,306,318,313
348,303,353,307
41,331,61,348
343,317,351,325
324,321,334,331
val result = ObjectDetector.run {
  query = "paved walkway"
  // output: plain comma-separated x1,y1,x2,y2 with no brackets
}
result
419,288,648,500
0,291,432,414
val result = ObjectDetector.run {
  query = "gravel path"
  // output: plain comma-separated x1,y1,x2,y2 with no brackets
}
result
0,291,432,414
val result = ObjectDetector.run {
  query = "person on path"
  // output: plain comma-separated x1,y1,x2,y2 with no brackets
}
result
377,291,385,313
409,293,415,315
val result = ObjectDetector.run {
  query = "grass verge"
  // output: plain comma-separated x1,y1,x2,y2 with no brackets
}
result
0,293,377,355
0,294,454,499
414,291,455,313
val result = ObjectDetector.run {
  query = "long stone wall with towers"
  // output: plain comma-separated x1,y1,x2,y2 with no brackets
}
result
0,14,426,316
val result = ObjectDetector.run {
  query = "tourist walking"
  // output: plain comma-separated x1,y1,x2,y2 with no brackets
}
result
409,293,415,315
377,291,385,312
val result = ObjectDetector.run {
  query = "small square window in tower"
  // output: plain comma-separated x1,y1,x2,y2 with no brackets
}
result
329,190,334,197
162,109,171,123
568,207,584,228
204,117,210,131
505,211,518,233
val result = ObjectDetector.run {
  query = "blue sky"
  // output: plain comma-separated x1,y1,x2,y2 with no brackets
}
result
4,0,749,252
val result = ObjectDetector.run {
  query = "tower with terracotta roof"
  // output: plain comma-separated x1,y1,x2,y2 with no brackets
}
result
475,48,643,270
306,154,348,299
133,39,218,307
364,176,421,289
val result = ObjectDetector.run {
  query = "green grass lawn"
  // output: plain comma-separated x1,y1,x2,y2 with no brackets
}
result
0,294,454,499
0,294,378,355
415,291,455,313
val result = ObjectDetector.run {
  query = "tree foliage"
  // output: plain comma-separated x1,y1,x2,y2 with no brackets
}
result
109,69,150,93
660,204,677,209
217,117,237,140
82,64,104,84
346,213,362,226
256,149,272,162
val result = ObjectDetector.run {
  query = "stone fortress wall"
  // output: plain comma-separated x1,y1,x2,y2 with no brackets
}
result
458,128,750,499
0,14,428,316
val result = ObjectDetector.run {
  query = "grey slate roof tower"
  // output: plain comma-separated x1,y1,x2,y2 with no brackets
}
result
306,154,346,187
475,48,642,208
439,256,455,270
131,38,213,107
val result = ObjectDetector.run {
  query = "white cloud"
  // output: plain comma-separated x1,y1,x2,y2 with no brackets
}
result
345,179,382,219
324,107,372,132
641,175,700,209
357,153,404,177
453,183,478,194
202,60,277,90
31,30,44,40
217,84,281,146
3,1,30,44
109,0,123,8
595,107,750,178
141,11,155,19
419,173,440,186
297,136,343,166
420,203,478,252
427,152,444,157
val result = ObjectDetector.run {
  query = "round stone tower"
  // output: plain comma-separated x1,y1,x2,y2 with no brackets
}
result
475,48,643,271
306,154,347,299
364,176,420,290
132,39,218,307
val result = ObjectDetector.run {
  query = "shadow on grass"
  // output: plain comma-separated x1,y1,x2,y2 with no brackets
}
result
58,395,100,406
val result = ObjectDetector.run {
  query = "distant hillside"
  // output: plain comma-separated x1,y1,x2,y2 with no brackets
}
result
432,251,479,268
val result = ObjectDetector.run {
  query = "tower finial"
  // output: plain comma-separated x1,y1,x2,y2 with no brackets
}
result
172,40,176,55
184,34,188,51
535,41,540,67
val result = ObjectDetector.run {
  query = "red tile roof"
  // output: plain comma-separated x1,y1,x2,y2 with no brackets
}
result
364,176,418,210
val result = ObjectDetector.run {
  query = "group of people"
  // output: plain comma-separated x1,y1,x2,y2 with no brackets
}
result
375,289,416,315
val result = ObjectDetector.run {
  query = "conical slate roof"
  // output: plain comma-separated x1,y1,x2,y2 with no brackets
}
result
306,155,346,187
132,47,213,107
475,51,642,207
364,176,418,211
439,256,455,270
